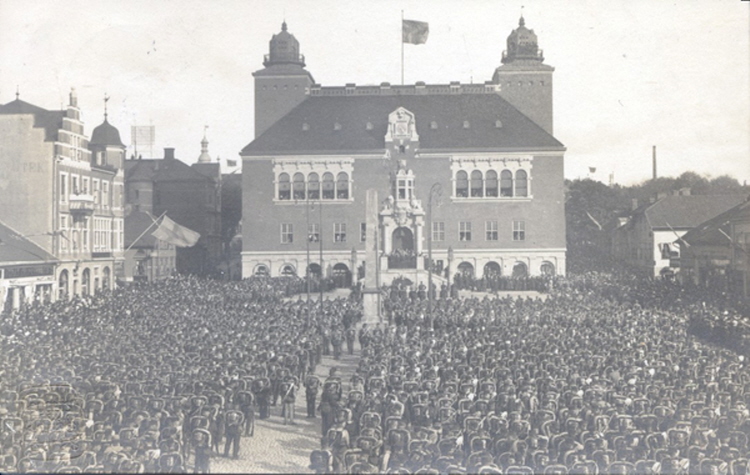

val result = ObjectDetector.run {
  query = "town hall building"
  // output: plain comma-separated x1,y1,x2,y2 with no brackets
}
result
241,19,566,286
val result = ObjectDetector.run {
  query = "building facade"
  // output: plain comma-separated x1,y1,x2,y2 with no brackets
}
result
241,20,566,285
611,193,746,278
123,143,221,275
0,220,58,312
0,90,125,299
681,197,750,298
122,211,177,282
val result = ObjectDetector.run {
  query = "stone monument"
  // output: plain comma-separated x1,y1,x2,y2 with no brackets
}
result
362,189,382,325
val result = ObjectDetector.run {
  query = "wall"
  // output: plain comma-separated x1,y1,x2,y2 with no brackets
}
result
0,115,55,252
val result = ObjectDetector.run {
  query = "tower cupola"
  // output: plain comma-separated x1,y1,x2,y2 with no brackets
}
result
264,21,305,67
502,16,544,64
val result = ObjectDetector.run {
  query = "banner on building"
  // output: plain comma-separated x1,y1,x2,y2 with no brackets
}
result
152,215,200,247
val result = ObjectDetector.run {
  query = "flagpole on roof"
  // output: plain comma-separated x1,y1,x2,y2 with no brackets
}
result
401,10,404,85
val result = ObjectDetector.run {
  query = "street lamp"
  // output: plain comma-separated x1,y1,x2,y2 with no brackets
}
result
427,182,442,322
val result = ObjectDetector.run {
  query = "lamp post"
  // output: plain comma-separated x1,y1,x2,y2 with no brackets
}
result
427,183,442,322
319,199,324,303
306,195,311,320
447,245,454,298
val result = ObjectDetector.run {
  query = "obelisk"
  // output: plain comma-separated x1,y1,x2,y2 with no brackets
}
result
362,189,382,325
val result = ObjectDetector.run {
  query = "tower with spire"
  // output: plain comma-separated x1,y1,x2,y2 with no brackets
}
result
197,126,212,163
89,94,125,169
492,15,555,135
252,21,315,138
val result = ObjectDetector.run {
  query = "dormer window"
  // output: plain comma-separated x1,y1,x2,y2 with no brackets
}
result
463,120,470,129
495,120,503,128
334,122,342,131
430,121,438,130
366,122,373,130
302,122,310,131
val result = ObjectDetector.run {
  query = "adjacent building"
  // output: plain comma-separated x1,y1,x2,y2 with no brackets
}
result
123,141,221,275
611,193,746,278
122,211,177,282
0,219,58,311
241,19,567,285
0,90,125,300
680,196,750,297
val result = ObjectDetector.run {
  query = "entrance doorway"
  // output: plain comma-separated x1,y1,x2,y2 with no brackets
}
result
392,227,414,253
332,263,352,288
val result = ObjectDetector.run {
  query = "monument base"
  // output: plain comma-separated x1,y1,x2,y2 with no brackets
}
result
361,289,382,326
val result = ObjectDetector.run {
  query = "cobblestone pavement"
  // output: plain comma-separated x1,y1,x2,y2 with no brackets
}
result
209,343,360,473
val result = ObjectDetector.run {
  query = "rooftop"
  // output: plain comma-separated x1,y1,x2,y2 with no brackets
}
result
241,91,563,156
643,194,748,229
0,220,58,265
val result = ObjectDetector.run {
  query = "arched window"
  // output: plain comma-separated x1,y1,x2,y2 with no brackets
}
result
455,171,468,197
281,264,296,276
278,173,291,200
322,173,335,200
307,173,320,200
470,170,483,197
336,172,349,199
500,170,513,197
485,170,498,197
293,173,305,200
540,261,555,276
515,170,528,197
254,264,269,276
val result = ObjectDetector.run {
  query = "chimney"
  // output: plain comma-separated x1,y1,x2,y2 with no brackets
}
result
164,148,175,160
652,145,657,180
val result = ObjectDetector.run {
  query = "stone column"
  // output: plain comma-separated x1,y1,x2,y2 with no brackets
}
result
362,189,382,326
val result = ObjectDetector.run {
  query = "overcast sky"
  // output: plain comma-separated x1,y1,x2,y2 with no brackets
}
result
1,0,748,185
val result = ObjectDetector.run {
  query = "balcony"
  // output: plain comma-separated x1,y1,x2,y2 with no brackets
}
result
388,254,417,269
69,193,95,219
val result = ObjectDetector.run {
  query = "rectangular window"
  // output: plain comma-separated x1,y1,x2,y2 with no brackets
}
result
60,215,67,250
334,223,347,242
459,221,472,241
72,176,79,194
486,221,498,241
281,223,294,244
60,173,67,202
360,223,366,242
83,229,89,251
513,220,525,241
432,222,445,242
82,177,89,194
102,182,109,209
308,223,320,242
93,180,100,205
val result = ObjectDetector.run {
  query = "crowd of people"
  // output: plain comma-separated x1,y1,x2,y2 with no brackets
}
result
3,254,750,474
309,273,750,473
452,272,555,293
0,275,360,473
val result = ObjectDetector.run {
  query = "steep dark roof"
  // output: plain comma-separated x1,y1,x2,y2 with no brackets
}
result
0,99,64,141
241,93,564,155
125,158,210,183
90,119,124,147
0,220,58,265
644,195,747,229
682,197,750,246
124,212,159,248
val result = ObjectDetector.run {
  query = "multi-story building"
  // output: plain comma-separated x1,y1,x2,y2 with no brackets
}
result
680,197,750,297
611,193,746,278
241,19,567,285
122,211,177,282
123,141,221,275
0,89,125,299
